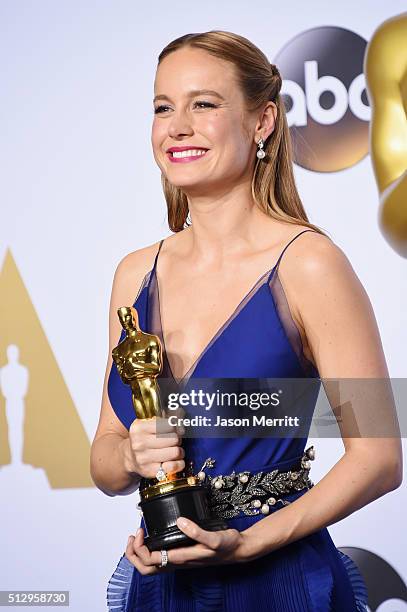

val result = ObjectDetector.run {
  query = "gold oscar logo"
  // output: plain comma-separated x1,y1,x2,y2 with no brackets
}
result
365,13,407,257
0,248,93,487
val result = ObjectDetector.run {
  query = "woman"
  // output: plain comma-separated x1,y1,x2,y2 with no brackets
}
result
90,30,402,611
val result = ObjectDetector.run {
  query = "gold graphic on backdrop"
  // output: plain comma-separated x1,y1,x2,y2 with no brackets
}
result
365,13,407,257
0,248,93,487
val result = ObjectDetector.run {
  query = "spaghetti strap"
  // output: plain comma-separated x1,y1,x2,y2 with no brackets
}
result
268,229,317,279
152,238,164,272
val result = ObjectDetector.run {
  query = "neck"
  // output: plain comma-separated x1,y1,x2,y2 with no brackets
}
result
183,190,273,262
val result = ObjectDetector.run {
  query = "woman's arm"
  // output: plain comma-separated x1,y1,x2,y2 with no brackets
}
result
90,243,161,496
90,433,141,497
243,233,403,559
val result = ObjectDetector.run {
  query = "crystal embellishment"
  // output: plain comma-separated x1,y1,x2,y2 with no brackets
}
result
155,466,167,482
204,446,315,519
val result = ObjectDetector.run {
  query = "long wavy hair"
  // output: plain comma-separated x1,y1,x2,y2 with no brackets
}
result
157,30,328,237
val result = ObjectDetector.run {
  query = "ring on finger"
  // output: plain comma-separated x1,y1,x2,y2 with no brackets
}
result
156,462,167,482
158,549,168,568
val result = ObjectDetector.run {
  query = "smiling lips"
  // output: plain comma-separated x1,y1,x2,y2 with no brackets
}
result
166,148,209,163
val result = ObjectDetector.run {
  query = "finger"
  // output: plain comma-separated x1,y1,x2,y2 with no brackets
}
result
157,410,187,438
145,446,186,463
125,530,157,576
174,405,187,428
176,517,224,550
129,418,157,436
162,458,185,475
134,544,161,567
133,416,175,436
133,531,178,573
133,529,162,567
154,416,179,435
144,433,183,448
129,417,184,446
168,542,217,565
139,459,185,480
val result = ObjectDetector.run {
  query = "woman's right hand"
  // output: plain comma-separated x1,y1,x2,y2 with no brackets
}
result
125,414,186,479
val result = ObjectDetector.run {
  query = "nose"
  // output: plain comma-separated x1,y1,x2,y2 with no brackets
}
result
167,109,194,139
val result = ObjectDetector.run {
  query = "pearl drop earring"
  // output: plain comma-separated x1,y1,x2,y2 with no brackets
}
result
256,137,265,159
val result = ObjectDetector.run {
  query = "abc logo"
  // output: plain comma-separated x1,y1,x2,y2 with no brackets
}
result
274,27,370,172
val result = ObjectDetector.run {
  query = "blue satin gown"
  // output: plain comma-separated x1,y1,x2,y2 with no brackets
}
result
106,230,368,611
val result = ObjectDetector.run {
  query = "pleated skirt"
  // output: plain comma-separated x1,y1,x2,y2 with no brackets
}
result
107,509,368,612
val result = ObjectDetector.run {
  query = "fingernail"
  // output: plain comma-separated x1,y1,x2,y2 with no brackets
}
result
177,517,188,528
136,528,141,537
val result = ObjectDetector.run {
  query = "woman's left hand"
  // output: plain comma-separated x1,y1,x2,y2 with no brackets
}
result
125,517,258,575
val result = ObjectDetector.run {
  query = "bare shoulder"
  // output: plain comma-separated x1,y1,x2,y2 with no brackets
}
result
281,229,360,290
276,228,366,366
115,239,163,282
108,237,170,365
277,228,388,377
112,238,168,302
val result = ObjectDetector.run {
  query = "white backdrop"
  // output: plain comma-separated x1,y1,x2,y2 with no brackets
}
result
1,1,406,610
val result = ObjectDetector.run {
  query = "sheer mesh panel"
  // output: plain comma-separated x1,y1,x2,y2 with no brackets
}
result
145,230,319,384
150,262,276,384
269,271,317,377
147,264,173,379
134,270,151,303
150,263,317,384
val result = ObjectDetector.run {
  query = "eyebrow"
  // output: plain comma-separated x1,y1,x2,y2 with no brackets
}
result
153,89,225,104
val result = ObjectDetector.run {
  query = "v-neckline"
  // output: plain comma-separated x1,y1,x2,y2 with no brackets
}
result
154,262,277,384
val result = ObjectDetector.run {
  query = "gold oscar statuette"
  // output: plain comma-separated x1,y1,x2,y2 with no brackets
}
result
112,306,228,551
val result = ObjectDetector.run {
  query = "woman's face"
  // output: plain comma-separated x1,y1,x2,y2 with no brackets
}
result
151,47,257,194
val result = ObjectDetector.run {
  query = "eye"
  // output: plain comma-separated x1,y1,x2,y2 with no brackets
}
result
153,105,168,114
153,101,217,114
194,101,216,109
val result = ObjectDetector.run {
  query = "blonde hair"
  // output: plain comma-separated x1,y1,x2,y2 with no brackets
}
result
157,30,328,237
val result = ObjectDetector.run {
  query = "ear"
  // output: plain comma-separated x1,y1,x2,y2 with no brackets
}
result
255,101,277,143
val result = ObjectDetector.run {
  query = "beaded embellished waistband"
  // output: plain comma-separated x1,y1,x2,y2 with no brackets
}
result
196,446,315,519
